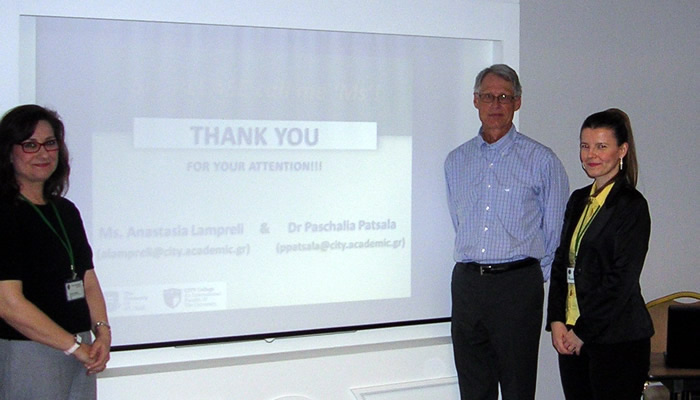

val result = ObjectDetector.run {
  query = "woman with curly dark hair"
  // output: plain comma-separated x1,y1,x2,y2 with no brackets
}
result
0,104,111,399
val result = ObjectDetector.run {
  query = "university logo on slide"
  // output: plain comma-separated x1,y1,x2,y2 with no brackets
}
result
104,291,120,312
163,288,182,308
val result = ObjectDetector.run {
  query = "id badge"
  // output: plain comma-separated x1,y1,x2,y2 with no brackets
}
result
566,267,575,284
65,279,86,301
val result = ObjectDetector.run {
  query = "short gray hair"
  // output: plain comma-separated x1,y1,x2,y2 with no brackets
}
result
473,64,522,97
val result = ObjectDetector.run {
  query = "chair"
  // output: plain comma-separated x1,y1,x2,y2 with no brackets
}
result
643,291,700,400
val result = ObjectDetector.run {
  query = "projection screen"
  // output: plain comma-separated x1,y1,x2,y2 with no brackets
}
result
22,15,494,349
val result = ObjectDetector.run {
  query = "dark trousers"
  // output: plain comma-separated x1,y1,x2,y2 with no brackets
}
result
558,338,650,400
451,261,544,400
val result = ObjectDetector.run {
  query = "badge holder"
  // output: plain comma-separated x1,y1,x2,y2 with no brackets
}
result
65,268,85,301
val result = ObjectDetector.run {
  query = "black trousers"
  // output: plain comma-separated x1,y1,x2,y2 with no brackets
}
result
558,337,650,400
451,261,544,400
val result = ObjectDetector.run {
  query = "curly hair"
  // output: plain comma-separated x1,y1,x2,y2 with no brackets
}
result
0,104,70,201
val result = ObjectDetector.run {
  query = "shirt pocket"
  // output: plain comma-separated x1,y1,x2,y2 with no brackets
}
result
495,184,533,239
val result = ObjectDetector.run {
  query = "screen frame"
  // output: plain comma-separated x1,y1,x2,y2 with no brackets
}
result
0,0,520,351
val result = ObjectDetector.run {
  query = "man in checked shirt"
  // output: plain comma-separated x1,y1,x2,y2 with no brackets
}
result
445,64,569,400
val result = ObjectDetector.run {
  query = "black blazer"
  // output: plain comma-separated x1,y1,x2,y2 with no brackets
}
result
546,177,654,344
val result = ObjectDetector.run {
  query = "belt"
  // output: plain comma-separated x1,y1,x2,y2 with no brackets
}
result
458,257,538,275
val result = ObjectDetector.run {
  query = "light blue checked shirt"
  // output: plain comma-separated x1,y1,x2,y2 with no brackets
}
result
445,125,569,281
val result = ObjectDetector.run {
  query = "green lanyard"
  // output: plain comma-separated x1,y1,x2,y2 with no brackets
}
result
20,195,77,279
572,199,601,261
573,180,616,260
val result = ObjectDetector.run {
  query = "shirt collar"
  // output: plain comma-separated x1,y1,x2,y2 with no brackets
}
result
478,124,518,153
588,180,616,207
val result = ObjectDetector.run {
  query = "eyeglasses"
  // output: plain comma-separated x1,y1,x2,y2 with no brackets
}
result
16,139,60,154
476,93,519,104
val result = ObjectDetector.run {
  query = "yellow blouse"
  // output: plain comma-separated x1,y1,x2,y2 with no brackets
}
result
565,181,615,325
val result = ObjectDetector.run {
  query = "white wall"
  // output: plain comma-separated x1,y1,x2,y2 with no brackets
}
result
99,323,459,400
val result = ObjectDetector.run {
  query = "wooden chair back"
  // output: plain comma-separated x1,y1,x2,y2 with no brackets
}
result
646,291,700,353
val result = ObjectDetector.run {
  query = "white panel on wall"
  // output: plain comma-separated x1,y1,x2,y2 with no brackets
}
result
351,377,458,400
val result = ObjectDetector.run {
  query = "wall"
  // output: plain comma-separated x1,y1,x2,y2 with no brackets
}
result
520,0,699,300
99,323,458,400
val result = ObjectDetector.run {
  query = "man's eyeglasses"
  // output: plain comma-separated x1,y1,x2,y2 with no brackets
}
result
16,139,59,154
476,93,519,104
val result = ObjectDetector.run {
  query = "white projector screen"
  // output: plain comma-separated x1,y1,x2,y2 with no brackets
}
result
24,16,492,349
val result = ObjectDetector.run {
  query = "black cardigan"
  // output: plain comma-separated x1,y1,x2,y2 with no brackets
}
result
546,178,654,344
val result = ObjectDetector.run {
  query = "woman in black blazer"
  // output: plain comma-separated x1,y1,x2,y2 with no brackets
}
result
546,108,653,400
